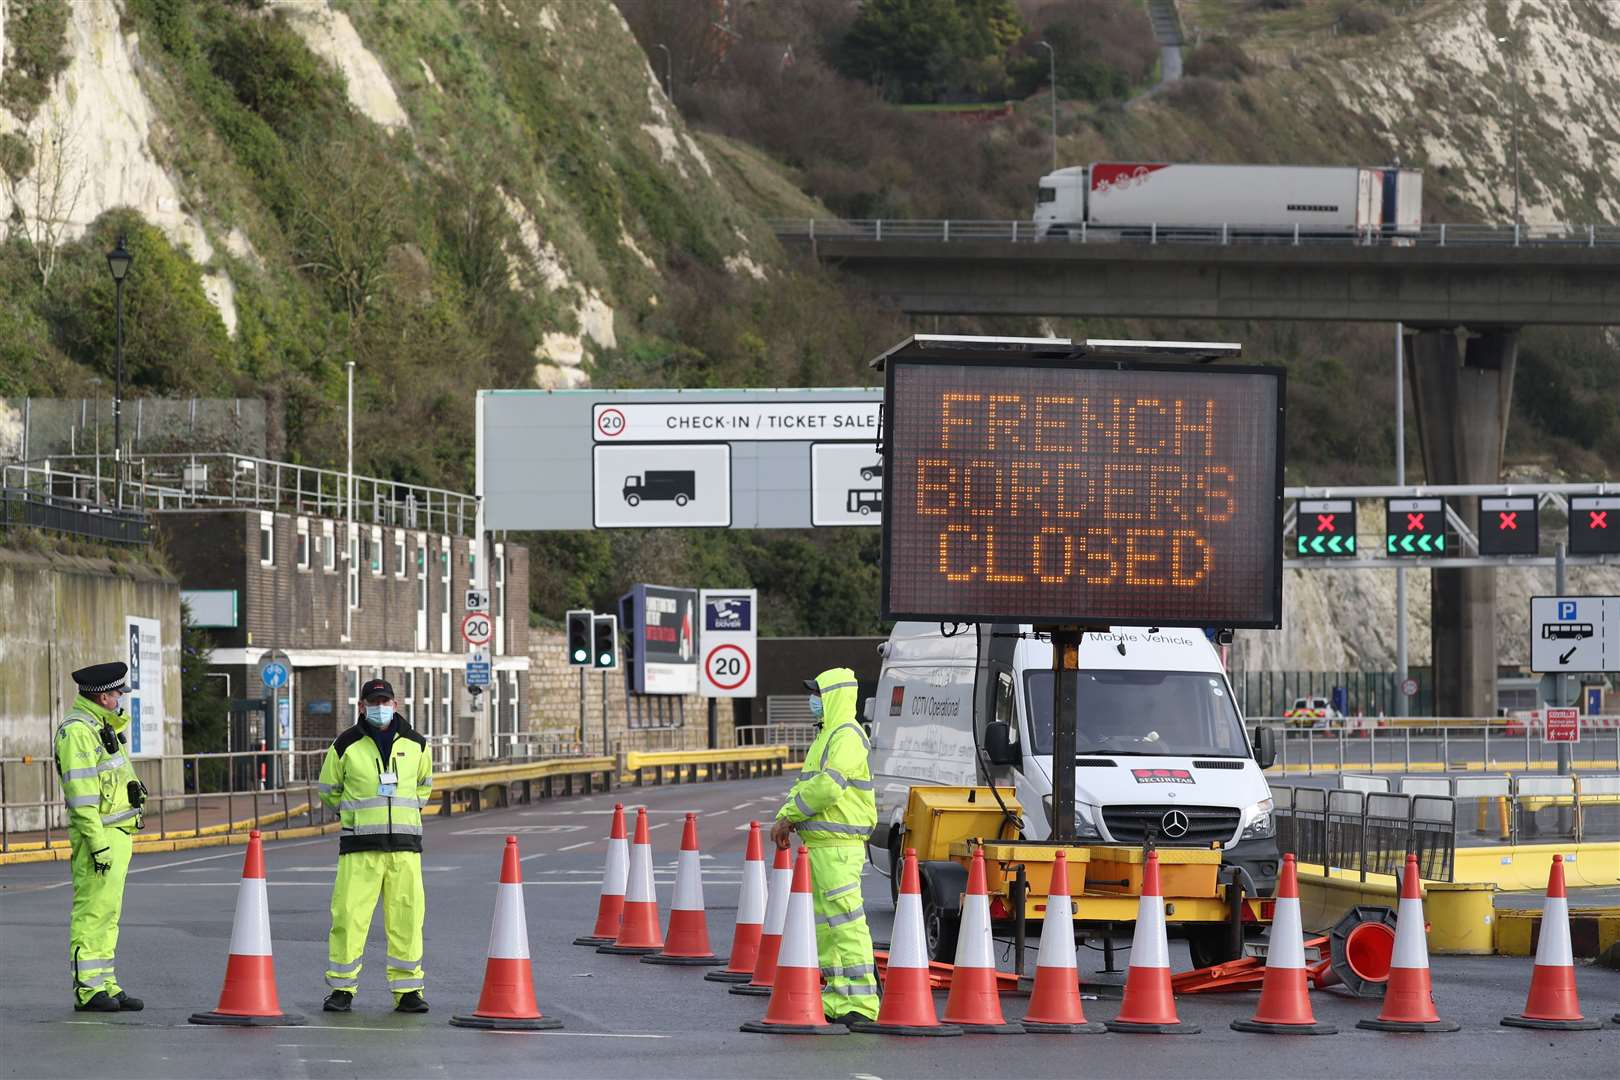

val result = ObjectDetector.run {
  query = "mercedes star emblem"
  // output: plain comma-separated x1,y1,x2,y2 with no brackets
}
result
1160,809,1190,839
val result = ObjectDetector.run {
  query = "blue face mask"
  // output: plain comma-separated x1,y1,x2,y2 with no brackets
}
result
808,695,823,720
364,704,395,727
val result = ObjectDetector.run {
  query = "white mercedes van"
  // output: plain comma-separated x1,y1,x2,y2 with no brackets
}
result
866,622,1280,914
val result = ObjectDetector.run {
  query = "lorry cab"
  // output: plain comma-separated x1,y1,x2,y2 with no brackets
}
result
868,622,1279,902
1033,166,1089,238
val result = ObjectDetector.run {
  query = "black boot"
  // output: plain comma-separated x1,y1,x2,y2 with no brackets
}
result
323,989,354,1012
114,991,144,1012
394,990,429,1014
74,991,120,1013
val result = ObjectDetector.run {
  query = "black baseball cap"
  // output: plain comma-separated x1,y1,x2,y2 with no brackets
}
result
360,678,395,701
803,678,822,694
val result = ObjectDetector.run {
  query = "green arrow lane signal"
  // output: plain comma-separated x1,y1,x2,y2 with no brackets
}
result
1387,535,1397,553
1327,535,1342,553
1436,535,1444,551
1402,534,1416,553
1418,533,1432,552
1312,535,1326,554
1296,536,1307,555
1347,536,1355,552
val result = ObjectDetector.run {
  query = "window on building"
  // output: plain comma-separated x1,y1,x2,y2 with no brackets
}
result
258,512,275,566
404,669,416,725
345,667,359,723
347,526,360,610
420,668,434,740
296,518,310,571
369,525,383,576
393,530,406,579
322,520,336,573
439,537,451,652
494,542,507,657
506,669,521,752
415,535,429,652
440,668,453,767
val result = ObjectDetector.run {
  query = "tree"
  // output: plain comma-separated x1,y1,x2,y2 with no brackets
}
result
836,0,1025,102
179,602,229,791
0,97,88,289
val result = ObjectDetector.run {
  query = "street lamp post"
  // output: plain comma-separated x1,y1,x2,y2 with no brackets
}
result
654,43,673,102
1038,41,1057,174
105,236,133,509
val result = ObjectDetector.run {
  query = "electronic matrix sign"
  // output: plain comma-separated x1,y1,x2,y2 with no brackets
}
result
1385,497,1446,556
1479,496,1539,556
1569,496,1620,556
1295,499,1357,557
881,354,1284,628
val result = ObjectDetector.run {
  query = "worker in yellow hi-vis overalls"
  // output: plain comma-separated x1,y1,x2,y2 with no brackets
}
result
771,667,879,1025
57,662,147,1012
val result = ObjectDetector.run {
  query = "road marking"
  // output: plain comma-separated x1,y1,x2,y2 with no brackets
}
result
63,1021,669,1040
14,837,335,891
648,821,671,830
519,851,547,862
558,840,597,852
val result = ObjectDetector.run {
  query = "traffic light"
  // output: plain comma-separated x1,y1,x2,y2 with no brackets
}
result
566,609,593,666
1294,499,1357,557
1479,495,1538,556
593,614,619,670
1385,497,1447,556
1569,496,1620,555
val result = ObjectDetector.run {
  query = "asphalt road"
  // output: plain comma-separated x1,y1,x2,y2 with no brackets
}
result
3,776,1617,1080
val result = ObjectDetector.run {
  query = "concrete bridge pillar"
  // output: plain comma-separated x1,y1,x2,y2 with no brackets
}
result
1406,327,1518,718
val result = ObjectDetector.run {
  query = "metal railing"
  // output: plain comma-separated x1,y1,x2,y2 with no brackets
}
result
1,452,477,537
735,723,818,762
771,218,1620,249
1325,772,1619,848
1,485,151,545
1259,720,1620,776
1273,784,1456,882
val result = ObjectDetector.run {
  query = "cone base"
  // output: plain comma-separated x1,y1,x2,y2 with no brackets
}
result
740,1020,848,1035
188,1010,306,1027
1105,1020,1201,1034
704,969,754,983
1357,1018,1460,1033
641,953,721,966
1023,1020,1107,1034
729,983,773,997
1500,1014,1603,1031
850,1021,964,1037
572,935,614,946
596,943,660,955
950,1021,1025,1034
451,1013,564,1030
1232,1018,1337,1035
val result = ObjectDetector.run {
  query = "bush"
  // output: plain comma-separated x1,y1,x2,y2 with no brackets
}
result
0,0,71,120
1184,39,1256,81
1339,5,1394,36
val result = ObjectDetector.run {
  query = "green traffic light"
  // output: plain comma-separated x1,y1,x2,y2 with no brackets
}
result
598,652,612,665
573,648,587,662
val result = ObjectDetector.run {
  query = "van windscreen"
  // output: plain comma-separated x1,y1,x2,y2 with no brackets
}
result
1024,669,1248,758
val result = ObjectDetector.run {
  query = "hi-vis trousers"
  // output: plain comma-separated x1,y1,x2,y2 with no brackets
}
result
325,850,425,999
69,828,133,1005
809,844,878,1021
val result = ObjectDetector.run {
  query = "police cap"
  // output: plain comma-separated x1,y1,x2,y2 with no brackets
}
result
73,662,131,694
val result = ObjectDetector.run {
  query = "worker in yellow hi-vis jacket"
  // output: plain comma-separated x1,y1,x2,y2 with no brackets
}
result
316,678,433,1014
57,662,146,1012
770,667,879,1025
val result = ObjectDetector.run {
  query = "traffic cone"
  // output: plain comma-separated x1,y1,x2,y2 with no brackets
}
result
1355,852,1458,1032
451,836,564,1030
730,842,792,998
941,846,1023,1033
707,821,768,983
1022,850,1105,1034
740,846,847,1035
1106,850,1199,1034
644,813,720,966
851,848,963,1036
1233,854,1336,1035
598,807,663,955
573,803,628,946
189,831,304,1026
1501,855,1604,1030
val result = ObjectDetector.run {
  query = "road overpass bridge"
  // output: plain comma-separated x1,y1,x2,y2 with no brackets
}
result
779,219,1620,718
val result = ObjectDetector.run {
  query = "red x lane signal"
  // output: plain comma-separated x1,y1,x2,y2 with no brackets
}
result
1592,511,1610,530
1315,514,1336,534
1406,512,1425,532
1498,511,1518,531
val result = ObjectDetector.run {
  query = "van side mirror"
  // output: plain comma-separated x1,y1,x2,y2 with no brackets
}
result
1253,725,1277,770
983,721,1018,767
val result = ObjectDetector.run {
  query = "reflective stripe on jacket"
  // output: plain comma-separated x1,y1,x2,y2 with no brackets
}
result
778,667,877,846
55,696,142,848
317,721,432,855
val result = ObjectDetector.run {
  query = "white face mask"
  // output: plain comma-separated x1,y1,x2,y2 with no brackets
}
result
807,695,823,720
364,704,395,727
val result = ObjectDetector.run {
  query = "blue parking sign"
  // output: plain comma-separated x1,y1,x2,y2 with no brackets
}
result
1558,600,1577,620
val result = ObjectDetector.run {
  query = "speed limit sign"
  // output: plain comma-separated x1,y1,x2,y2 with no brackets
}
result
698,589,756,698
460,612,494,646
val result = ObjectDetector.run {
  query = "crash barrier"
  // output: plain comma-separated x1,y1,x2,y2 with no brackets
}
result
1273,785,1455,882
1262,721,1620,776
431,756,616,814
1319,773,1620,846
622,746,790,787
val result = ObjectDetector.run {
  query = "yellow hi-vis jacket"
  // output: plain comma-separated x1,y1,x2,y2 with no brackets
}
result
777,668,876,846
55,695,143,845
317,720,432,855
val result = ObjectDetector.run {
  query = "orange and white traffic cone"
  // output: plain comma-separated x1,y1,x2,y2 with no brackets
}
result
941,846,1023,1034
1356,852,1458,1032
189,831,304,1026
1022,850,1105,1034
851,848,963,1037
731,843,792,998
598,807,663,955
1501,854,1604,1030
1106,850,1199,1034
644,813,720,966
1233,854,1336,1035
707,821,767,984
451,836,563,1030
574,803,628,946
740,846,847,1035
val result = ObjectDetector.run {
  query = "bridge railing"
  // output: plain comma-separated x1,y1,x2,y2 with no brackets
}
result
770,218,1620,249
1257,719,1620,777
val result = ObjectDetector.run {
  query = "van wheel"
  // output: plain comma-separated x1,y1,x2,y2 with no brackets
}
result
1184,925,1242,969
922,884,960,963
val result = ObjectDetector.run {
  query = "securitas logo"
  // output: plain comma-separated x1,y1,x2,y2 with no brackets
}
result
1132,768,1195,785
